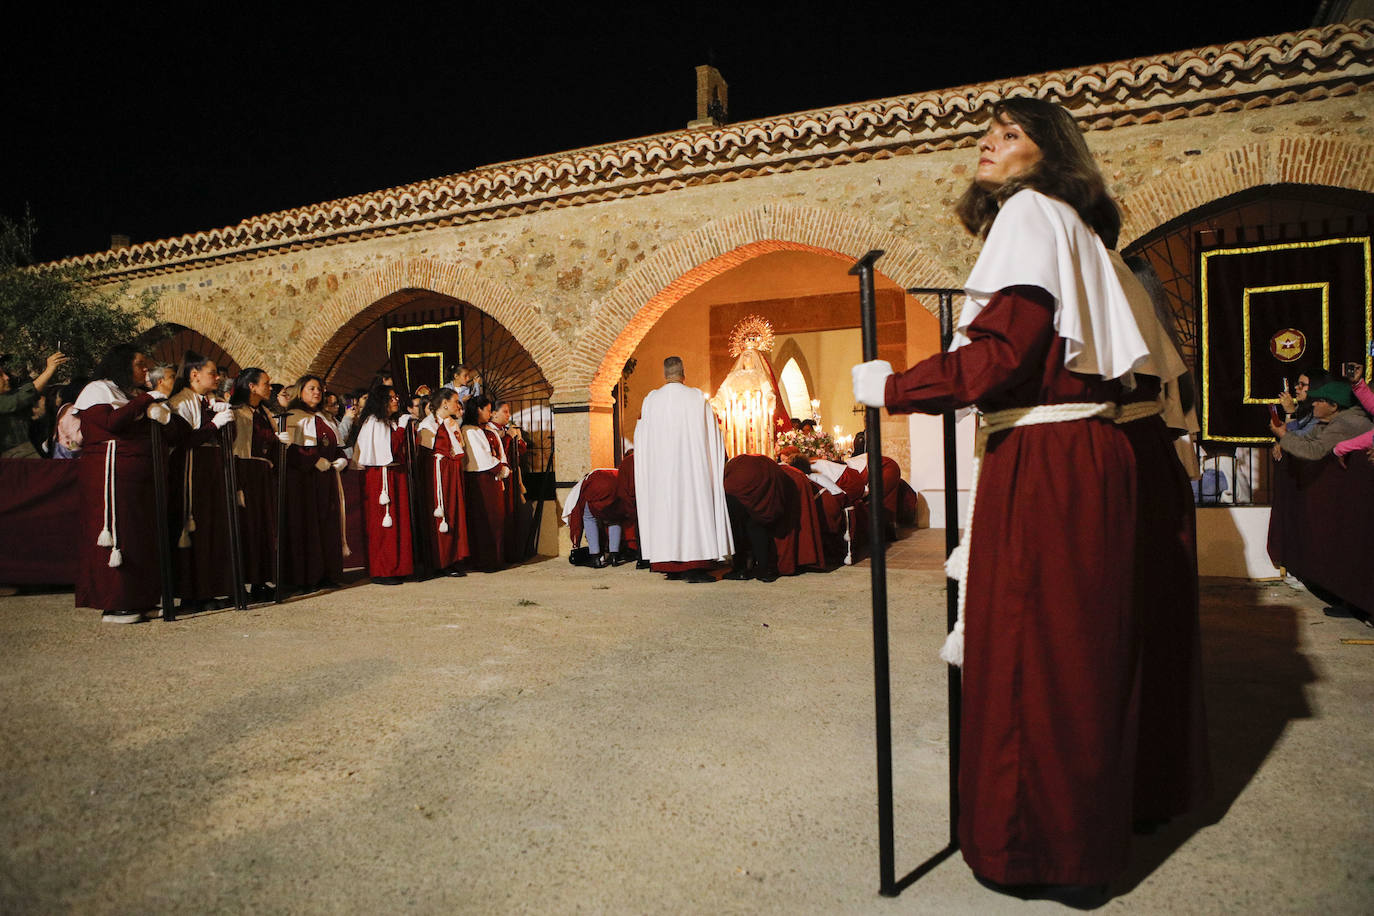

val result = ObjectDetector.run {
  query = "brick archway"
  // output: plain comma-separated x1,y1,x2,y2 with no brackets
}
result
280,257,568,384
151,298,262,375
567,203,960,405
1118,136,1374,247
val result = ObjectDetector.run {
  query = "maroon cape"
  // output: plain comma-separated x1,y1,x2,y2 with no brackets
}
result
362,426,413,578
775,464,825,575
74,391,161,612
234,406,277,588
884,286,1138,886
723,455,824,576
282,414,346,587
167,407,234,602
425,424,470,570
465,427,508,572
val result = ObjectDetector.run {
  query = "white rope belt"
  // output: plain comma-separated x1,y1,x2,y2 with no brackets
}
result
433,452,449,533
940,401,1118,667
1115,400,1163,425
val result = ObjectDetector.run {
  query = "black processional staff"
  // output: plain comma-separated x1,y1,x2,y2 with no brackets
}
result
403,418,430,581
149,419,179,622
219,420,249,611
850,251,898,896
908,284,967,858
275,411,289,605
853,250,968,898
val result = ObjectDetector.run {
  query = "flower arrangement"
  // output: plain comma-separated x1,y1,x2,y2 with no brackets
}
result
775,428,842,462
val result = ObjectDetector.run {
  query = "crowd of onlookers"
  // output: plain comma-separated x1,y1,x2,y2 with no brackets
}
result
1268,362,1373,466
0,346,531,615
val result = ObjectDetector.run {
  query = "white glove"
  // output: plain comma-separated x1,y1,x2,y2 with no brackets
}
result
210,410,234,429
277,431,292,444
148,389,168,401
397,412,415,428
331,457,349,471
147,402,172,425
208,399,231,413
315,457,331,472
851,360,894,408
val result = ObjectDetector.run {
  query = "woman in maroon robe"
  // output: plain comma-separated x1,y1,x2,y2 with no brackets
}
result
490,400,527,562
349,384,415,584
852,98,1165,905
229,368,278,600
418,388,470,576
461,395,508,572
166,351,237,612
281,375,348,594
73,345,166,622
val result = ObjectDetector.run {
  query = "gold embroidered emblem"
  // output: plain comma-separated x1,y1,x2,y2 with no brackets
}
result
1269,328,1306,363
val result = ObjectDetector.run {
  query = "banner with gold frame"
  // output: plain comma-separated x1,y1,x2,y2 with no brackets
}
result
1200,236,1371,443
386,320,463,397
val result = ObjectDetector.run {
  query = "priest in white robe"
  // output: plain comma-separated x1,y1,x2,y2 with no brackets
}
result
633,356,733,582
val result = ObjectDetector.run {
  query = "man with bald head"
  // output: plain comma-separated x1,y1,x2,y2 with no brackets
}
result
633,356,733,582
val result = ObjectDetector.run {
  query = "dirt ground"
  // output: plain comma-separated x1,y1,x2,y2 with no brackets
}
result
2,533,1371,914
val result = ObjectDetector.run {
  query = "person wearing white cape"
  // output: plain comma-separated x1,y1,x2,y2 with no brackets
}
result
852,98,1162,906
632,356,733,582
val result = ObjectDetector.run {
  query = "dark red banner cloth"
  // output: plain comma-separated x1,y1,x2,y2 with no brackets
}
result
0,460,374,585
0,460,81,584
1267,454,1374,614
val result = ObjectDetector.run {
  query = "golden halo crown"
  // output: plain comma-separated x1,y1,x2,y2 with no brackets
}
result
728,315,775,358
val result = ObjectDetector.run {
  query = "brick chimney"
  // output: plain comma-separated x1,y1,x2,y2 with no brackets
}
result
688,65,728,129
109,234,130,250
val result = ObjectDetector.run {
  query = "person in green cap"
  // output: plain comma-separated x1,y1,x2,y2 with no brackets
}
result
1269,377,1373,461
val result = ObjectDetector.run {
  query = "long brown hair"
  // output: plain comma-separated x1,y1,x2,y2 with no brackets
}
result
954,98,1121,248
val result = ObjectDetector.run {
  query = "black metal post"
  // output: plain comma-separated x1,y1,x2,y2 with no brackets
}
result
150,421,178,622
936,291,963,846
909,285,966,850
275,412,289,604
404,421,429,580
850,249,896,897
219,423,248,610
524,442,556,559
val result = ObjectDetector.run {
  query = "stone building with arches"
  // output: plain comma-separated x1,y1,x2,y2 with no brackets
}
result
56,20,1374,555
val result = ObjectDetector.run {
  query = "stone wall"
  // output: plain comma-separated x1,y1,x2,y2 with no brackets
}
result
82,23,1370,515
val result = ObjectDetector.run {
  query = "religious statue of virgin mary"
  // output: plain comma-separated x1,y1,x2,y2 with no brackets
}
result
710,315,792,458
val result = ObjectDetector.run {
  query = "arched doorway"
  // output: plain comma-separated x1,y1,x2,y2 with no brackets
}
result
309,289,555,501
139,323,242,378
614,247,934,475
1124,184,1374,504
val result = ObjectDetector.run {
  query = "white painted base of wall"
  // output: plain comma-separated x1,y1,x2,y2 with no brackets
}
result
920,502,1280,580
1195,506,1280,579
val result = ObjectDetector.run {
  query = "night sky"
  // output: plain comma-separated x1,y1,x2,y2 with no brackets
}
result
6,3,1325,263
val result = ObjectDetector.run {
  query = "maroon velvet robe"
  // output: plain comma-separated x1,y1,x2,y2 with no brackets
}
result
282,413,346,587
464,427,507,572
1119,382,1211,822
234,406,277,588
883,285,1138,886
497,425,527,561
167,401,234,602
775,464,825,575
75,391,161,612
426,423,470,570
568,454,640,552
362,426,413,578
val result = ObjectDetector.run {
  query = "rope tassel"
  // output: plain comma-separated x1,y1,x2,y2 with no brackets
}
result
381,468,393,528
